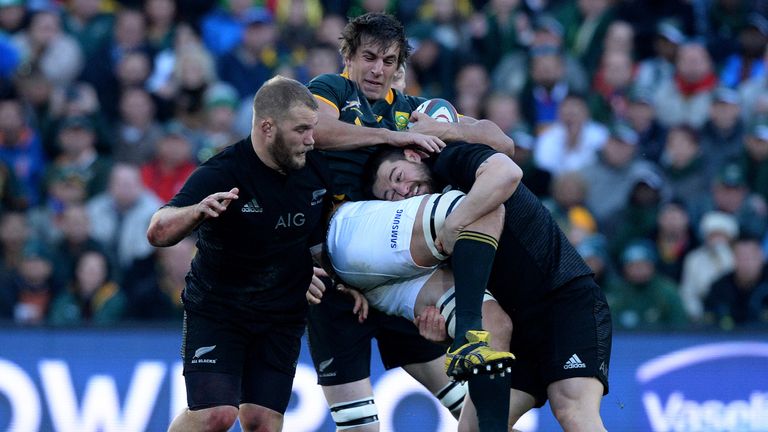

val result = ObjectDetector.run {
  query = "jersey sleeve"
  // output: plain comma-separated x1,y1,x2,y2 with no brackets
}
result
308,74,349,115
307,152,336,247
166,162,231,208
431,143,497,192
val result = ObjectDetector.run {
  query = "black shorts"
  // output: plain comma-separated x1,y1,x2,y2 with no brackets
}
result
181,308,304,413
508,277,612,407
307,286,445,386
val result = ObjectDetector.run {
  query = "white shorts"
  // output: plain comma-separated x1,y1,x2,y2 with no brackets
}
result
364,269,441,321
327,195,437,290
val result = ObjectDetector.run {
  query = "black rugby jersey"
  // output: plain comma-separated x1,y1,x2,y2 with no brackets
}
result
167,137,333,322
427,143,594,305
308,73,426,201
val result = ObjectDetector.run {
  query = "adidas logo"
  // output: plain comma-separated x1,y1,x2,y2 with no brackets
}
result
241,198,263,213
563,354,586,370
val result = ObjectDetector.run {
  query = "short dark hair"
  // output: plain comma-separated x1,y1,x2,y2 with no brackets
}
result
361,146,408,199
252,75,318,122
340,12,410,68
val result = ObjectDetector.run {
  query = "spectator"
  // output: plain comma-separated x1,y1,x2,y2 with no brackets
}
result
80,8,150,116
199,0,257,57
217,7,282,100
27,167,88,246
275,0,323,57
406,23,458,99
11,8,84,87
509,128,552,198
680,211,738,321
49,203,108,292
140,125,196,203
690,162,768,239
543,170,596,246
650,199,697,283
481,91,524,137
123,235,194,321
452,61,491,118
634,19,685,95
198,82,240,163
700,87,745,174
659,125,711,209
652,41,717,128
601,19,634,57
519,45,571,131
468,0,531,73
313,13,346,51
146,22,205,113
114,87,164,165
737,116,768,202
535,92,608,176
86,163,161,280
48,116,112,199
580,122,657,229
0,211,30,276
0,0,26,35
556,0,615,76
607,239,688,330
705,234,768,329
61,0,114,58
494,13,590,97
48,249,126,326
625,88,667,164
144,0,177,53
0,96,46,208
46,82,112,157
588,49,636,123
719,13,768,89
8,240,56,325
576,233,618,291
608,170,668,260
738,44,768,122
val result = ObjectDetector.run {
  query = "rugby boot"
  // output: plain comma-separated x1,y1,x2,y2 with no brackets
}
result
445,330,515,381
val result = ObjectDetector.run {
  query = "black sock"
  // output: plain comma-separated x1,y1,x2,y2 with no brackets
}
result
450,230,498,350
469,374,512,432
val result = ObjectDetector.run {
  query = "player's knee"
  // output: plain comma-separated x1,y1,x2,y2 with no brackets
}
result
434,380,467,416
239,407,283,432
330,397,380,431
482,299,512,350
196,405,239,432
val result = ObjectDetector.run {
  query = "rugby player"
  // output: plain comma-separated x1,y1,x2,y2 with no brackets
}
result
306,11,516,432
146,76,333,432
362,144,613,432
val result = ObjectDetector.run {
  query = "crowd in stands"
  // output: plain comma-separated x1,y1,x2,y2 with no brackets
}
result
1,0,767,331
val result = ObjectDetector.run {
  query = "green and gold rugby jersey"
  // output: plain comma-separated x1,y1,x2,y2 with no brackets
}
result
308,72,426,201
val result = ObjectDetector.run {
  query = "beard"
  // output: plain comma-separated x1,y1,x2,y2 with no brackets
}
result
413,161,436,195
269,128,306,172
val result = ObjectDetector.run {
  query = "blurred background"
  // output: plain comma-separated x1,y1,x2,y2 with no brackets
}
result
0,0,767,431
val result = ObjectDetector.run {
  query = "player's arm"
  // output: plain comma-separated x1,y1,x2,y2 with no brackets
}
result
408,112,515,157
146,188,239,247
312,98,446,153
437,154,522,253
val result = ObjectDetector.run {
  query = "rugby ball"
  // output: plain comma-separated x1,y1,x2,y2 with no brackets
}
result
410,98,459,127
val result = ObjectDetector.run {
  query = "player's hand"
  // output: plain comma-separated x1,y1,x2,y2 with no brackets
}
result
388,130,445,154
435,218,462,256
337,283,369,323
306,267,328,304
414,306,449,343
407,111,455,141
195,187,239,219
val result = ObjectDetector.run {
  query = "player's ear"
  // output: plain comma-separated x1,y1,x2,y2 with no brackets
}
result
261,119,273,135
403,149,422,162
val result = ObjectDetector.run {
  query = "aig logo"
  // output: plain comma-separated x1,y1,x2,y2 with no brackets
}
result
275,213,305,229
